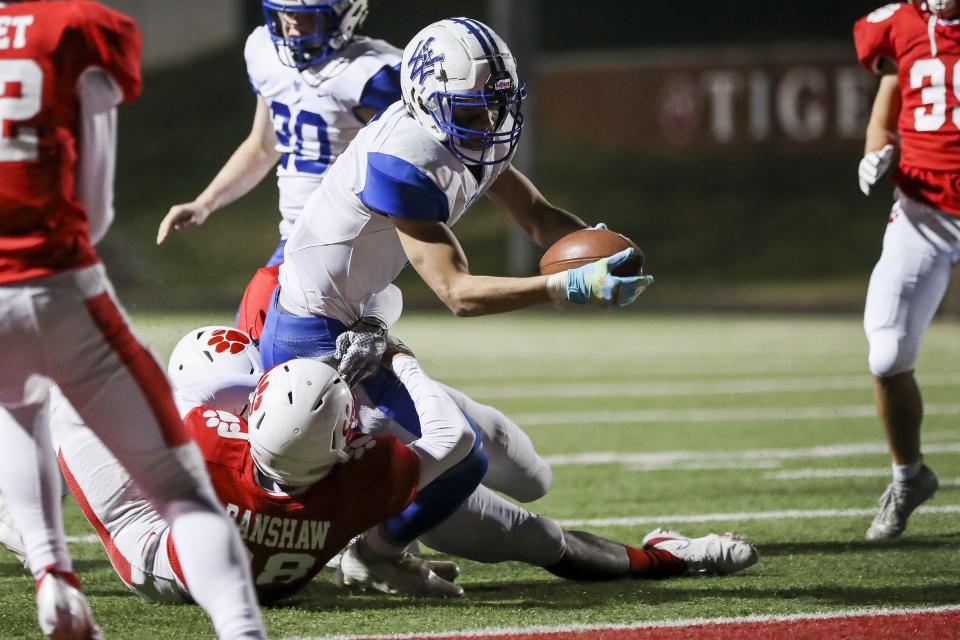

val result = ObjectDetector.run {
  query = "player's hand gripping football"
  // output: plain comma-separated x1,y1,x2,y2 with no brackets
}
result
858,143,895,196
156,201,212,244
547,248,654,308
334,318,389,386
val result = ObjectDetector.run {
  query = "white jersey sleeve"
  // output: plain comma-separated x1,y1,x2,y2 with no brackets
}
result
76,68,123,245
280,103,513,324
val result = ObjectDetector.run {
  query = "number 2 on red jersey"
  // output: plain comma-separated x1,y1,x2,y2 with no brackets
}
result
0,59,41,161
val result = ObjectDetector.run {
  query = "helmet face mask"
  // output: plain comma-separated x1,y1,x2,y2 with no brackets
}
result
262,0,369,70
401,19,526,166
247,360,357,487
429,77,526,165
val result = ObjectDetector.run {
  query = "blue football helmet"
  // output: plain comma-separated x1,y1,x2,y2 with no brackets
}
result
401,18,526,166
262,0,369,70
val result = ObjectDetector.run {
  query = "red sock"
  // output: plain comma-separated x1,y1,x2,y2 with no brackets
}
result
35,565,82,591
624,544,686,578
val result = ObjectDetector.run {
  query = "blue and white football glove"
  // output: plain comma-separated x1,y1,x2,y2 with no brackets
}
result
546,248,654,308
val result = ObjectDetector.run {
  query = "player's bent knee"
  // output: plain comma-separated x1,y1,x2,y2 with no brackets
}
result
867,330,917,378
508,463,553,503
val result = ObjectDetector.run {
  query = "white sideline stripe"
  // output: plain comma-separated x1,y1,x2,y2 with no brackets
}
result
285,604,960,639
542,440,960,466
460,373,960,399
513,403,960,426
555,504,960,527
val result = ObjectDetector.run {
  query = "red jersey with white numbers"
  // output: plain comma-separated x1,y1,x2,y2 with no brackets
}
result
172,407,418,603
855,3,960,213
0,1,141,284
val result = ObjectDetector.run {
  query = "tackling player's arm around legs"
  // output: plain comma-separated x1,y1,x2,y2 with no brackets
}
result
338,341,760,592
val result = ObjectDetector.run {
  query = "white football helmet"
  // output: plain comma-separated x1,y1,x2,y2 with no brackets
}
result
167,326,263,390
915,0,959,18
247,359,356,486
263,0,369,70
400,18,525,166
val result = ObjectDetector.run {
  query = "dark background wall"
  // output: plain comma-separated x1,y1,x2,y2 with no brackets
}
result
106,2,925,314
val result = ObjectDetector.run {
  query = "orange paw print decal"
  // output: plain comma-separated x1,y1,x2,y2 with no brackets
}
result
207,329,251,355
251,375,270,413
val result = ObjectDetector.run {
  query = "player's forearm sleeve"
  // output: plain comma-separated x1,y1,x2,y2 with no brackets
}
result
392,356,477,488
77,68,122,245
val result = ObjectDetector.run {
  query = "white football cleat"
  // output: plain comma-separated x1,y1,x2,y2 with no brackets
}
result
866,465,939,540
642,528,759,576
35,567,103,640
335,539,463,597
0,490,28,567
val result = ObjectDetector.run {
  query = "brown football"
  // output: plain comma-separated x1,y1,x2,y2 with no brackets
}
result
539,229,643,276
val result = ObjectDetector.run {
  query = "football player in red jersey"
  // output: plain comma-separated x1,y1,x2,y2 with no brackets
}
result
853,0,960,539
14,334,756,608
44,348,473,602
0,2,265,638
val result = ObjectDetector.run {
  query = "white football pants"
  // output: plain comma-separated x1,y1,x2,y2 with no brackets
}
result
0,265,264,639
865,191,960,377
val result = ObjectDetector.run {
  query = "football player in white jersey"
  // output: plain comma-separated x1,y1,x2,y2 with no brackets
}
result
259,17,654,577
157,0,400,267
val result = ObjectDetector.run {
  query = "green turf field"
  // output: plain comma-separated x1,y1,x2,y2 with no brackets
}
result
1,312,958,639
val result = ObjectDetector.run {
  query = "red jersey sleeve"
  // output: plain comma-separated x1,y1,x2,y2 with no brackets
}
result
237,264,281,341
184,406,250,467
381,438,419,513
854,3,902,74
77,1,142,102
349,436,419,515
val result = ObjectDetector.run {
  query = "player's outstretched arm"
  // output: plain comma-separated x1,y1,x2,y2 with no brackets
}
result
858,74,900,196
393,218,649,314
393,217,552,316
157,96,280,244
487,166,588,247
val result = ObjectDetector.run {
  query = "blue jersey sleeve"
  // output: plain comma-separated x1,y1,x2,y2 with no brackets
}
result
357,64,402,113
358,153,450,223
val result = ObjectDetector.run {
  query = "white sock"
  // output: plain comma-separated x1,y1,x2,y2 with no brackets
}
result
892,459,923,483
0,403,72,577
168,504,265,639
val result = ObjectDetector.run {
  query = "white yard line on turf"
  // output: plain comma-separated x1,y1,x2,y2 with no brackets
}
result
66,505,960,546
764,468,955,480
513,403,960,426
542,440,960,466
458,373,960,399
555,504,960,527
284,604,960,640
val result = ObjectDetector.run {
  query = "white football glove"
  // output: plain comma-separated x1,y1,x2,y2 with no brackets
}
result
858,144,895,196
334,319,388,386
